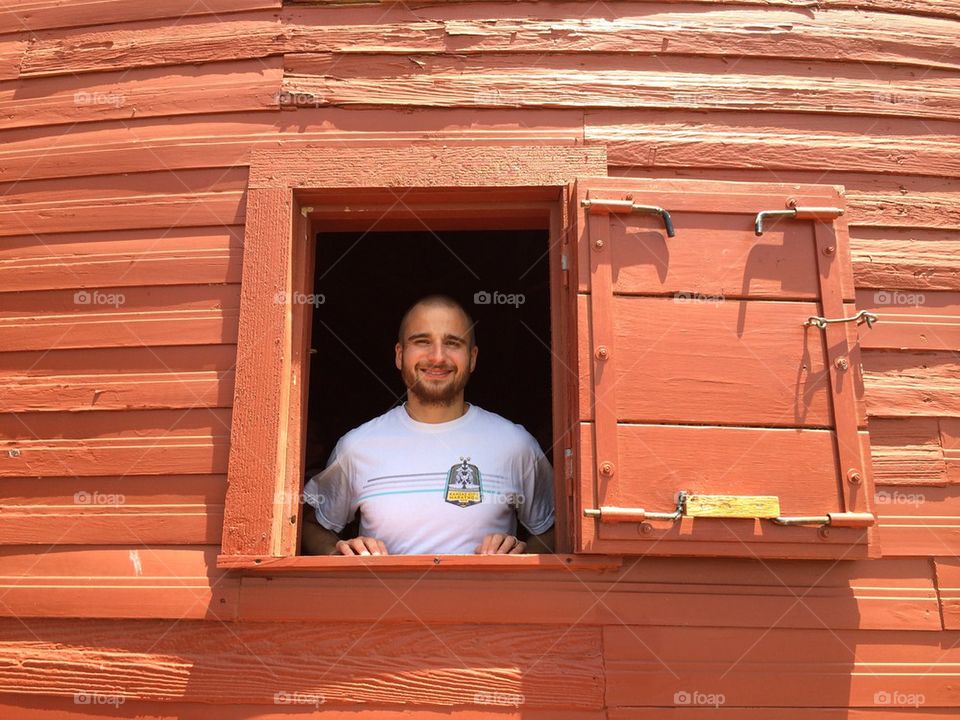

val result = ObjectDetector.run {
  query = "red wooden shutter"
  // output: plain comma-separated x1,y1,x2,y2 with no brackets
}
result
567,178,878,559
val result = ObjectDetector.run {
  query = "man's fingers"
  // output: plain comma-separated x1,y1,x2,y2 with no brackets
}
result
494,535,516,554
335,537,386,556
475,534,527,555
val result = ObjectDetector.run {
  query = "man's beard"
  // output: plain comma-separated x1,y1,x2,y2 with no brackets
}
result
403,363,471,406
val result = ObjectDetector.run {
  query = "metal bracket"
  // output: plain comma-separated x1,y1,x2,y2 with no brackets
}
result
754,206,844,236
805,309,878,330
770,512,876,528
581,198,676,237
585,495,875,529
583,492,688,523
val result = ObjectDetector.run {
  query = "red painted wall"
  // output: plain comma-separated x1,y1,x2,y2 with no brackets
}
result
0,0,958,716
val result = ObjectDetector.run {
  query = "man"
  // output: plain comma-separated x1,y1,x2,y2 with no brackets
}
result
301,294,555,556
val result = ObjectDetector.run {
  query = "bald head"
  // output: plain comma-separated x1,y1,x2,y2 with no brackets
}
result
398,295,476,349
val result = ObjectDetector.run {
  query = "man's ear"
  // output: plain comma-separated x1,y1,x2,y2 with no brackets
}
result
469,344,478,372
395,342,403,370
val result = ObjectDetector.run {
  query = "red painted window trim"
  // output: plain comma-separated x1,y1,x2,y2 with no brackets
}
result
217,145,607,570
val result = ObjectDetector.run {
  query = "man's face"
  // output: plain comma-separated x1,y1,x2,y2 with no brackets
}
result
395,305,478,406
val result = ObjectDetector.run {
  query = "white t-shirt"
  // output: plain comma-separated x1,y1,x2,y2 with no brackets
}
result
303,404,554,554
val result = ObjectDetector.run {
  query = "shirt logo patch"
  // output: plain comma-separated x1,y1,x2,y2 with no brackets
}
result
444,456,483,508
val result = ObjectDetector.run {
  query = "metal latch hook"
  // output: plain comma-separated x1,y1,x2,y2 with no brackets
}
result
754,206,845,236
581,198,676,237
804,309,878,330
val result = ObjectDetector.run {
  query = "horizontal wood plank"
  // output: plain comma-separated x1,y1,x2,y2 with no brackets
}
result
283,53,960,121
935,556,960,629
0,226,243,293
576,294,837,427
868,418,948,486
863,351,960,418
0,619,602,708
0,546,237,619
0,0,280,33
858,289,960,352
605,625,960,707
21,14,284,78
0,60,281,130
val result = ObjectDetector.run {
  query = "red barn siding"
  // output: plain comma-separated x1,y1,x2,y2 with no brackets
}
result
1,0,958,716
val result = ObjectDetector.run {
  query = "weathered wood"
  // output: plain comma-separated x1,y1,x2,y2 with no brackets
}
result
221,188,292,558
239,556,939,631
283,52,960,120
874,484,960,555
0,698,602,720
858,289,960,352
605,625,960,707
249,144,606,188
277,8,960,71
0,192,246,238
286,1,960,23
852,228,960,291
868,418,948,486
0,409,231,477
936,557,960,629
0,227,244,293
0,60,281,130
0,0,280,32
863,350,960,418
0,284,240,352
576,294,835,427
0,546,238,619
590,115,960,178
685,494,781,519
0,109,583,182
20,14,285,78
0,619,603,708
0,369,234,413
941,419,960,485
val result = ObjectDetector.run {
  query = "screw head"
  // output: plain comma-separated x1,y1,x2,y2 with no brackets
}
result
599,461,615,477
823,245,836,255
847,469,863,485
595,345,609,360
594,239,605,250
8,448,20,458
835,357,849,370
640,523,653,535
818,527,831,539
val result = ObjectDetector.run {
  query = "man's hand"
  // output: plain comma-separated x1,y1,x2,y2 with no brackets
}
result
475,533,527,555
335,536,389,556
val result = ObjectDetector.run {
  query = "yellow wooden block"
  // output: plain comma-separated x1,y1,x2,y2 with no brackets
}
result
685,494,781,519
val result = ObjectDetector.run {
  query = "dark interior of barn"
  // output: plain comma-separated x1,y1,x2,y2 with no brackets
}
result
304,229,554,487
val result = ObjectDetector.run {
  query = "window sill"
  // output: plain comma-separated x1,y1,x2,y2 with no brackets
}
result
216,553,621,573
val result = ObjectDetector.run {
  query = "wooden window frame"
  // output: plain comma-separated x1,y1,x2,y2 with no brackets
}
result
217,144,611,572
